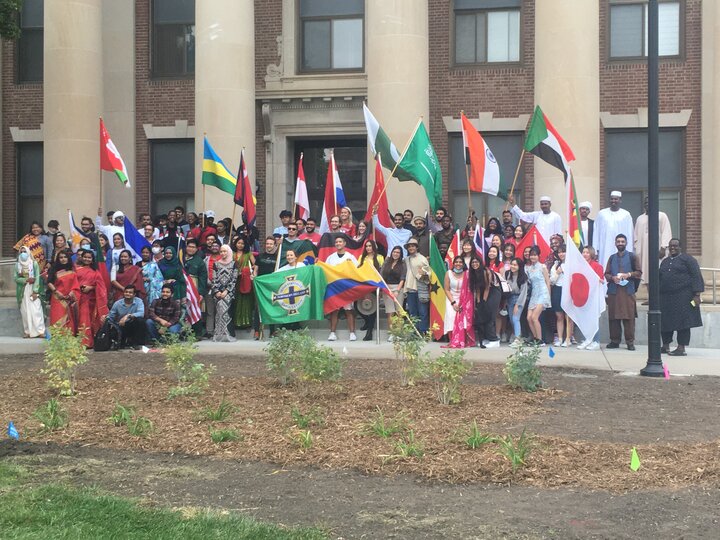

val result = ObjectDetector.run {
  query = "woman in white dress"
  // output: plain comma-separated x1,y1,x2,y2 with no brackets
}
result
14,247,46,338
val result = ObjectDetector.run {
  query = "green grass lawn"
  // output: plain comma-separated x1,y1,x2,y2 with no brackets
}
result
0,462,326,540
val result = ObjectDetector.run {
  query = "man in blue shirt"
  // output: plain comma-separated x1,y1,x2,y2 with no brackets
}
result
108,284,146,349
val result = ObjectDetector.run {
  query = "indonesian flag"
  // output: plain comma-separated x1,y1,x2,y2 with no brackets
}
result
182,266,202,325
461,113,504,198
99,118,131,188
524,106,575,182
364,153,392,249
567,174,583,247
294,153,310,220
561,234,606,341
444,230,462,268
319,152,346,234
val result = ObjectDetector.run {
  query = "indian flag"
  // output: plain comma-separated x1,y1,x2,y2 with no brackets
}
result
524,105,575,181
362,103,412,180
100,119,131,188
202,136,237,196
461,112,506,199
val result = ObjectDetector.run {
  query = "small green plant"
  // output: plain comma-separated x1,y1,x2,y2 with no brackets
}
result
43,324,88,396
389,316,430,386
295,429,313,450
164,329,214,398
264,329,314,385
496,429,534,473
108,402,136,426
393,430,424,459
210,428,242,443
503,342,543,392
199,396,237,422
363,407,409,438
461,420,496,449
32,398,68,432
299,345,343,382
290,405,325,429
430,349,471,405
127,416,154,437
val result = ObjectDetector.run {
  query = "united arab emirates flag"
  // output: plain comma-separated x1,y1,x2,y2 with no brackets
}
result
524,106,575,181
254,265,327,324
397,121,443,212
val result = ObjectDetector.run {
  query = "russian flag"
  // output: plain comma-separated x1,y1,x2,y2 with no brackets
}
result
319,152,347,233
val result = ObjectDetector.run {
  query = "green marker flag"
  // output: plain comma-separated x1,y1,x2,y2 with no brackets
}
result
630,447,641,472
254,265,327,325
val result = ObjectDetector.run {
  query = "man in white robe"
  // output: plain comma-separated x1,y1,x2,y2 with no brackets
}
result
593,191,635,270
634,196,672,286
507,194,562,245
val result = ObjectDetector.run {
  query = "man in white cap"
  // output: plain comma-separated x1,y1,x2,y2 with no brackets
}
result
507,194,562,245
593,191,634,270
95,208,126,241
634,196,672,301
578,201,594,248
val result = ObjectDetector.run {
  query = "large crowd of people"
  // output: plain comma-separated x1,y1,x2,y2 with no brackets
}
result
12,189,703,354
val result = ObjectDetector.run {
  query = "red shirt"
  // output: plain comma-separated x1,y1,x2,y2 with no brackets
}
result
299,231,322,245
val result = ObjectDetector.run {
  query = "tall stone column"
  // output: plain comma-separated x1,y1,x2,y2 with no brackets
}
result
44,0,103,220
195,0,255,222
701,1,720,267
367,0,429,215
534,1,599,226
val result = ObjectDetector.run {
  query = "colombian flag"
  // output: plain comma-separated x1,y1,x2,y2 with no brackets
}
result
202,137,237,195
316,260,387,314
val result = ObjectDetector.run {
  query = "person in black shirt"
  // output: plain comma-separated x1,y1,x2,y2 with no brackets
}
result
252,236,279,338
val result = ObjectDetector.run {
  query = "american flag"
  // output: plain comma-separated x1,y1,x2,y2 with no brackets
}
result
182,267,202,325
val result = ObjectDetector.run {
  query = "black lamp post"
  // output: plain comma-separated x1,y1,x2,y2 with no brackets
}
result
641,0,664,377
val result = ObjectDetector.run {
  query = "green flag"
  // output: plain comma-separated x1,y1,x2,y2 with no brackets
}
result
630,447,641,472
396,122,443,212
254,265,327,324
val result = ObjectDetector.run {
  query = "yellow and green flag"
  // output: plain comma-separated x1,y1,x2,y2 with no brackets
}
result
202,137,237,195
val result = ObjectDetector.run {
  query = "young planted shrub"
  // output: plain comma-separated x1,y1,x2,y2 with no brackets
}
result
393,430,424,459
164,330,214,398
503,342,542,392
210,428,242,443
295,429,313,450
363,407,409,438
430,350,471,405
299,345,342,383
496,429,534,473
33,398,68,433
264,329,315,385
388,316,430,386
199,396,237,422
290,406,325,429
127,416,154,437
108,402,136,426
43,324,88,396
460,420,496,449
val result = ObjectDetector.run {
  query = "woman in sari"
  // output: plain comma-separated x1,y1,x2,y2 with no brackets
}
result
211,245,238,342
75,249,108,347
233,236,255,329
46,249,80,332
51,233,69,264
137,246,164,304
14,247,46,338
110,249,146,303
443,256,475,348
158,246,187,303
98,233,110,258
109,233,126,274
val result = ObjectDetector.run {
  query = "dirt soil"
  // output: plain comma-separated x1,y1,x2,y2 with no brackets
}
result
2,352,720,539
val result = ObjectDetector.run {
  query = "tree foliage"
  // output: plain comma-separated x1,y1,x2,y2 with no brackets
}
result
0,0,23,41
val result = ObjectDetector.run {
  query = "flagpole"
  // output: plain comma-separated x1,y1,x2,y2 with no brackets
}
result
504,149,525,211
375,116,424,203
202,132,207,229
375,287,380,345
293,152,303,219
460,111,473,218
99,116,103,209
274,234,284,271
372,266,424,340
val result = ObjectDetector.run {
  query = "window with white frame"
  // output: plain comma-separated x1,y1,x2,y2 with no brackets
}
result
609,0,681,59
299,0,364,72
454,0,521,65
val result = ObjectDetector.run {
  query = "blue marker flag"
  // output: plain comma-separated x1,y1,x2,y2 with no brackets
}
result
548,346,555,358
7,421,19,440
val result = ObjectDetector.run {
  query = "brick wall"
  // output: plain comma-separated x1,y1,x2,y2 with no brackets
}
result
599,0,701,255
254,0,283,237
1,40,43,256
428,0,535,217
134,0,195,218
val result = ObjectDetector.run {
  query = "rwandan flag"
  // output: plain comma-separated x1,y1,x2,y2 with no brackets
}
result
316,260,387,315
202,137,237,195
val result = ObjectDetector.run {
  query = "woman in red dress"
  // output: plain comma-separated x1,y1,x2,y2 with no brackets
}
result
76,249,109,347
46,249,81,332
110,249,146,303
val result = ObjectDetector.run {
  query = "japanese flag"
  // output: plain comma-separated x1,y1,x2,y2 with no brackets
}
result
561,234,606,340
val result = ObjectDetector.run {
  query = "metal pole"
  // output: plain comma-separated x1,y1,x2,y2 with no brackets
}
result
376,287,380,345
641,0,663,377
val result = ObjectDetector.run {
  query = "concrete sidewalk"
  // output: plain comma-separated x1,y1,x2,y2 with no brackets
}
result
2,337,718,378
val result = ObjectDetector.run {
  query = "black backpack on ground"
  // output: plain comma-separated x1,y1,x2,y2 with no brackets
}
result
94,319,121,352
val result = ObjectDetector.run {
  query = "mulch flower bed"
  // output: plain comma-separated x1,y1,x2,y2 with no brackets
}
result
2,372,719,492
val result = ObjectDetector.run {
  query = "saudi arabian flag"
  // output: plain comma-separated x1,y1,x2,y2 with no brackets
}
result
396,121,443,212
363,103,413,181
254,265,327,324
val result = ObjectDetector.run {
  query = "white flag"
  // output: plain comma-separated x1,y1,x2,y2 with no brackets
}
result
561,234,606,340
